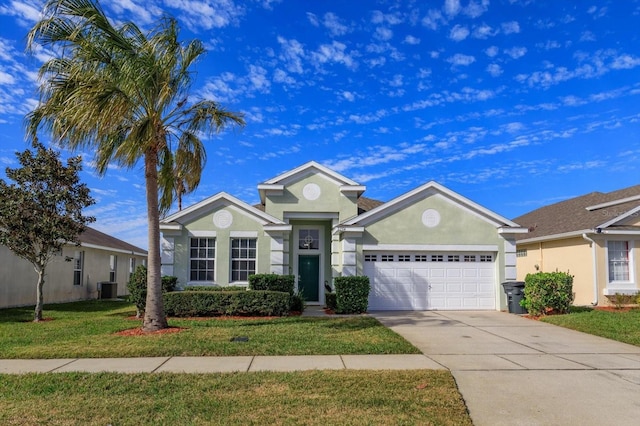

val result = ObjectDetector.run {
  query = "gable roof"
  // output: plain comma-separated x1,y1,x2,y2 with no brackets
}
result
344,180,523,230
79,227,147,256
513,184,640,242
257,161,365,203
160,192,286,228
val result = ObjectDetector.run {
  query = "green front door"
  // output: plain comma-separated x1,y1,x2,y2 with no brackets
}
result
298,255,320,302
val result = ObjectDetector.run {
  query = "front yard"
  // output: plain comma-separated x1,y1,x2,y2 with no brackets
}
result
540,306,640,346
0,300,420,358
0,300,473,425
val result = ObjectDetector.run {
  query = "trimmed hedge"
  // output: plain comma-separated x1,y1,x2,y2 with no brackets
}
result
334,276,370,314
249,274,295,294
521,271,574,316
163,290,290,317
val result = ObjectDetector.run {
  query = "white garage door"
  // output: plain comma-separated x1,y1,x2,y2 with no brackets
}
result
364,252,496,310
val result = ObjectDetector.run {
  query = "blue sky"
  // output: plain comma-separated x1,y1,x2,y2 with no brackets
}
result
1,0,639,249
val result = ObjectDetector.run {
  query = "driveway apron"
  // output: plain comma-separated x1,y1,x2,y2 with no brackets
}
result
372,311,640,426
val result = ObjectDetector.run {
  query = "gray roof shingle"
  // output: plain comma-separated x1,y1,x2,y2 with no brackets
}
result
79,227,147,255
513,185,640,241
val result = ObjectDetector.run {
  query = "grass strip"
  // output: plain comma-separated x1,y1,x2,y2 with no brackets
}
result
0,300,420,358
0,370,471,426
540,307,640,347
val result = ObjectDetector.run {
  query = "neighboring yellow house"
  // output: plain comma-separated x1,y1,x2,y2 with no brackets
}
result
514,185,640,306
0,227,147,309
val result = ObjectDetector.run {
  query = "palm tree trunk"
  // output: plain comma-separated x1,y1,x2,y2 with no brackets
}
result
34,266,45,322
143,151,168,331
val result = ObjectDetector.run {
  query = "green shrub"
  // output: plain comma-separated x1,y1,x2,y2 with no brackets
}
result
325,292,337,311
161,275,178,293
289,292,306,313
126,265,178,318
249,274,295,294
521,271,574,316
163,290,290,317
334,276,370,314
185,285,247,292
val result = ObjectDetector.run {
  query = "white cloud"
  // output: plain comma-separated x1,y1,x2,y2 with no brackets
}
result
374,27,393,41
449,25,470,41
247,65,270,93
273,68,296,85
371,10,403,25
472,24,495,39
444,0,461,17
485,46,499,57
447,53,476,67
349,109,388,124
0,0,41,26
277,36,305,74
421,9,444,30
312,41,357,70
610,54,640,69
486,63,503,77
464,0,490,18
404,35,420,45
342,91,355,102
322,12,349,36
580,31,596,42
108,0,162,25
501,21,520,34
164,0,246,30
505,46,527,59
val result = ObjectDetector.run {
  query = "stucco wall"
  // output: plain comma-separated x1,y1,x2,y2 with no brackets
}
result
167,204,271,287
516,237,595,306
0,245,146,309
264,175,358,222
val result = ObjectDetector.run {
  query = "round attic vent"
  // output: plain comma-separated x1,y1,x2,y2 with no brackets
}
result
213,210,233,229
303,183,321,201
422,209,441,228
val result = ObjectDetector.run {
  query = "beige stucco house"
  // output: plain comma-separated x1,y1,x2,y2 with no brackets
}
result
0,227,147,309
160,161,527,311
514,185,640,306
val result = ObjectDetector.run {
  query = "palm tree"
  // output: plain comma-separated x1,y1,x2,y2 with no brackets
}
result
26,0,245,331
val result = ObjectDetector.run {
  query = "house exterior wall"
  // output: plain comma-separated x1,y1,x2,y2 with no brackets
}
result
517,234,640,306
361,194,501,246
264,175,358,222
0,244,146,309
165,205,270,288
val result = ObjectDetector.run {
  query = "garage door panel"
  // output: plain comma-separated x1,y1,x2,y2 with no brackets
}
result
365,253,496,311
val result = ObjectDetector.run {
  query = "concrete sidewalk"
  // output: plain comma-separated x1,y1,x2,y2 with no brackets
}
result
0,354,443,374
372,310,640,426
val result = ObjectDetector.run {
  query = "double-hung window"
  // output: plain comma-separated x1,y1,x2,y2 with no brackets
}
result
190,238,215,282
109,255,117,282
231,238,256,282
608,241,630,282
73,251,84,286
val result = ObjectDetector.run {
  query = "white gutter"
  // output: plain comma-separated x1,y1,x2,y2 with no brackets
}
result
582,233,598,306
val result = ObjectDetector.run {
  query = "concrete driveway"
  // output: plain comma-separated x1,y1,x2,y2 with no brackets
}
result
372,310,640,426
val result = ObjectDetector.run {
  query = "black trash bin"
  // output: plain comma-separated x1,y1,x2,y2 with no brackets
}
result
501,281,527,314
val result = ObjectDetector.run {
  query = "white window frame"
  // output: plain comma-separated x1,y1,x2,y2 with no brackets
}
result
73,251,84,286
109,255,117,282
189,237,216,283
129,257,136,279
606,240,634,285
230,238,257,283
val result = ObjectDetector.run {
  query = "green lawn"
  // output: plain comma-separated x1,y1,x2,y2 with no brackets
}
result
0,300,420,358
0,370,471,426
0,300,473,425
540,307,640,346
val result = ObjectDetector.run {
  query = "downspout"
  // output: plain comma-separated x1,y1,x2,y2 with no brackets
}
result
582,233,598,306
